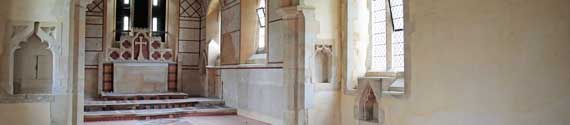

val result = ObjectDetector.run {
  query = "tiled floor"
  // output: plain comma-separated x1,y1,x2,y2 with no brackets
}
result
84,115,269,125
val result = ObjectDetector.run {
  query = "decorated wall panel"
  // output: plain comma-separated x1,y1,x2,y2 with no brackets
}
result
179,0,206,96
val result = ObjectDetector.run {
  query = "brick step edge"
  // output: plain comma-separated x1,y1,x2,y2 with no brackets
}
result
84,108,237,122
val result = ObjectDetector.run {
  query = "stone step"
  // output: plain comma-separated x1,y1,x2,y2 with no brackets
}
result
85,98,224,112
84,106,237,122
99,92,189,101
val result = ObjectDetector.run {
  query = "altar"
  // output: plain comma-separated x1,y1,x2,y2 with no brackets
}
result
101,29,176,94
113,63,169,93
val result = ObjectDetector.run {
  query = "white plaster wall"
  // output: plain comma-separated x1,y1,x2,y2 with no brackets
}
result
341,0,570,125
221,69,285,125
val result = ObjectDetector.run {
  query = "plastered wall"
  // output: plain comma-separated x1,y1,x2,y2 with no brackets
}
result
221,68,285,125
341,0,570,125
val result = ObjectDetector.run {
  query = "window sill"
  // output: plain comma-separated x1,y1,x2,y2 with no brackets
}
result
206,63,282,69
365,71,403,77
344,75,405,97
246,53,267,64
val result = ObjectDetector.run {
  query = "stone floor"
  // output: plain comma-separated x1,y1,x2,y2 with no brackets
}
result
84,115,270,125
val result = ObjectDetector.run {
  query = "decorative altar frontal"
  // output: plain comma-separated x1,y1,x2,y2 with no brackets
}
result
102,29,177,93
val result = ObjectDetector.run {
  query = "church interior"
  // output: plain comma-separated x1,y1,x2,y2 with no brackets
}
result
0,0,569,125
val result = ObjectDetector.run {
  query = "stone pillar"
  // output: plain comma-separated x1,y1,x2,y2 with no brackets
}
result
70,0,92,124
279,5,319,125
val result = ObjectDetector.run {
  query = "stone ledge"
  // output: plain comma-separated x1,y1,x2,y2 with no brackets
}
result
0,94,53,103
207,63,283,69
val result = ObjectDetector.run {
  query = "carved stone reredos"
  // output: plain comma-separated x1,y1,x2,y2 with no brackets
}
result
105,29,174,63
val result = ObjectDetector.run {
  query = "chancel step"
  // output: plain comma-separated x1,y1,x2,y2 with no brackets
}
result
99,92,188,101
84,98,224,111
84,106,237,122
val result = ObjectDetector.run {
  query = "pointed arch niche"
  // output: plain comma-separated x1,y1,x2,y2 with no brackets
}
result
3,22,60,95
355,78,385,125
313,44,333,83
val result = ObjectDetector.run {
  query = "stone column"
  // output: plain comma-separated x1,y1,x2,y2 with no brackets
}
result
279,5,318,125
70,0,92,124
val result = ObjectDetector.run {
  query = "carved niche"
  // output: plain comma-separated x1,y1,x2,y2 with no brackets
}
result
355,78,385,125
4,22,60,95
13,35,53,94
106,29,174,63
313,44,333,83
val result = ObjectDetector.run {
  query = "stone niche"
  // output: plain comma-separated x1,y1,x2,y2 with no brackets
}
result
355,78,385,125
3,22,60,95
313,44,333,83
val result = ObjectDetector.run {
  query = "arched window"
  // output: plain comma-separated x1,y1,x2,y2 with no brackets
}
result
116,0,167,42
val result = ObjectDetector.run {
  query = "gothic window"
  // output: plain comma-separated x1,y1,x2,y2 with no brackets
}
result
116,0,167,42
255,0,267,53
370,0,405,72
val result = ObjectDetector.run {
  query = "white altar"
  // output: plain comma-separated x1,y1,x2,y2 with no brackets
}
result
113,63,168,93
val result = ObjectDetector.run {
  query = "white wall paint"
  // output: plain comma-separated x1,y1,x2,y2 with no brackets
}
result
342,0,570,125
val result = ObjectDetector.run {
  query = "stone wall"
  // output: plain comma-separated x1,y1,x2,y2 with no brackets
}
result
0,0,76,124
178,0,208,96
84,0,105,99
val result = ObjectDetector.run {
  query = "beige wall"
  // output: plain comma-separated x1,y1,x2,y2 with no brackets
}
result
341,0,570,125
205,0,221,44
0,103,52,125
239,0,258,63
